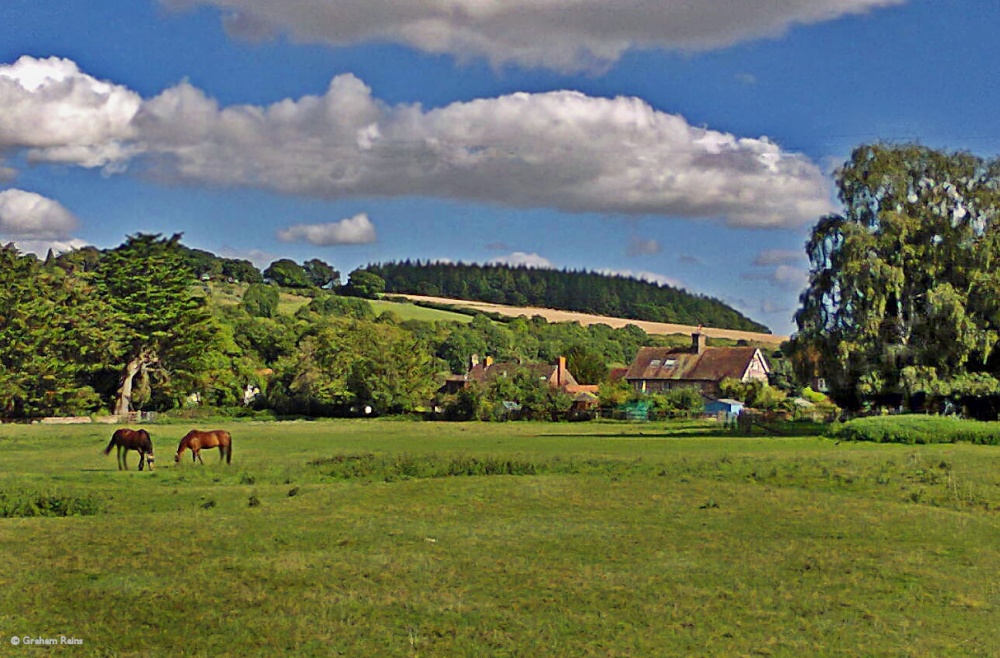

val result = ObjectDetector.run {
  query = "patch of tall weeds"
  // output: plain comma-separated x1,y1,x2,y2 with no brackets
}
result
829,415,1000,445
0,490,104,517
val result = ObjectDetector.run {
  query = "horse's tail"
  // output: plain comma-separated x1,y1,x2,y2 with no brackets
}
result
225,435,232,464
103,437,116,455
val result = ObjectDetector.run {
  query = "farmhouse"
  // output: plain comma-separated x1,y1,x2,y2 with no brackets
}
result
442,355,599,407
625,333,770,397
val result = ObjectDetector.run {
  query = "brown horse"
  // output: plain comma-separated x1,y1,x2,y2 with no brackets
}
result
103,428,155,471
175,429,232,465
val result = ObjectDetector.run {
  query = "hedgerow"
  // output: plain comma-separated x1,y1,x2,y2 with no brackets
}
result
829,415,1000,445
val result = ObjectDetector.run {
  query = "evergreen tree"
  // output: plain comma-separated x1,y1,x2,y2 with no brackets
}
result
0,246,112,416
94,233,223,415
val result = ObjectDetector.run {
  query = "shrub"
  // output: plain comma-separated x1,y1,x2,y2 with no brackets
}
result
0,491,104,518
829,415,1000,445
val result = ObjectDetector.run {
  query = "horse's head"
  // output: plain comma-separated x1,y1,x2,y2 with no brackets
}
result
144,454,155,471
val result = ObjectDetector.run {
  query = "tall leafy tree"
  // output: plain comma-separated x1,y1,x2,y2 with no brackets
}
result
242,283,280,318
264,259,312,288
94,234,223,415
343,269,385,299
565,344,609,384
221,258,263,283
303,258,340,289
269,319,438,415
0,246,112,416
793,144,1000,411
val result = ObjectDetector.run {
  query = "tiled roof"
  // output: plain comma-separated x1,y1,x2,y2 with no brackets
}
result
608,367,629,382
467,362,550,385
466,361,581,386
625,346,766,382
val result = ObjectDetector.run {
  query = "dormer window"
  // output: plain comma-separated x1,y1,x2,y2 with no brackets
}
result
649,359,661,367
664,358,677,367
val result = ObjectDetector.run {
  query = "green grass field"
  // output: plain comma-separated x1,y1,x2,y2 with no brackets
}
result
1,419,998,656
204,281,472,324
367,299,472,324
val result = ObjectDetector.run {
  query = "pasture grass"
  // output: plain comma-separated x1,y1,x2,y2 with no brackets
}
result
368,299,473,324
0,419,998,656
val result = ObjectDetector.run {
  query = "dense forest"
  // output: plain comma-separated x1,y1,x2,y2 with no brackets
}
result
364,261,770,333
3,234,786,421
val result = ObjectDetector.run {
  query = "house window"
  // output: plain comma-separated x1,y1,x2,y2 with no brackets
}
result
649,359,661,367
664,359,676,367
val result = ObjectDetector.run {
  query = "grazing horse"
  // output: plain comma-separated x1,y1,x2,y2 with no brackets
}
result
175,429,232,465
103,428,155,471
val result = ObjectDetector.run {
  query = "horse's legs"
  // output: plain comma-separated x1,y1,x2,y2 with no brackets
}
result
194,450,204,465
118,445,126,470
225,445,231,464
138,452,146,471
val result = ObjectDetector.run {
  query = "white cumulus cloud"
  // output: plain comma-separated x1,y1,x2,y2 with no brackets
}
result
0,188,86,256
0,56,141,169
0,57,835,228
277,213,377,245
164,0,906,72
743,263,808,291
598,268,684,290
133,75,834,228
0,188,80,238
487,252,554,269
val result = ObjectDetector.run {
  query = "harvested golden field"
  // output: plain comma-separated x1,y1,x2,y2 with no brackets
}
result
398,294,788,346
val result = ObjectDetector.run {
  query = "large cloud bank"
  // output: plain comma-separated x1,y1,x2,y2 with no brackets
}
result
165,0,904,71
0,56,834,228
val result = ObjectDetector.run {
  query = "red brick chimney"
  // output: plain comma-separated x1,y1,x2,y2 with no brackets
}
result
557,356,567,386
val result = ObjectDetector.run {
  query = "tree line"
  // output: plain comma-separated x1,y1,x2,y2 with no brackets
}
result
363,261,770,333
9,142,991,422
0,234,705,419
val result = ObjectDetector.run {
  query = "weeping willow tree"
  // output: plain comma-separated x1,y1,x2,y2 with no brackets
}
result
792,144,1000,414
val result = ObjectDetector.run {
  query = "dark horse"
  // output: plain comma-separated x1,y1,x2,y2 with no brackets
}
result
103,428,155,471
175,429,232,465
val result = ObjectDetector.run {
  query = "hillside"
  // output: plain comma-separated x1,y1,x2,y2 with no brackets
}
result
365,261,771,333
397,294,788,346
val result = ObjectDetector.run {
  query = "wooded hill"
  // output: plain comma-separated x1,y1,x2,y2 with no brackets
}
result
363,261,770,333
2,234,791,421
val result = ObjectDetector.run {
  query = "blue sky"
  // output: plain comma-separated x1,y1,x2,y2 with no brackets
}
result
1,0,998,335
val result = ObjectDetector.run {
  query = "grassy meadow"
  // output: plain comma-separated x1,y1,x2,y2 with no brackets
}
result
0,419,998,656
